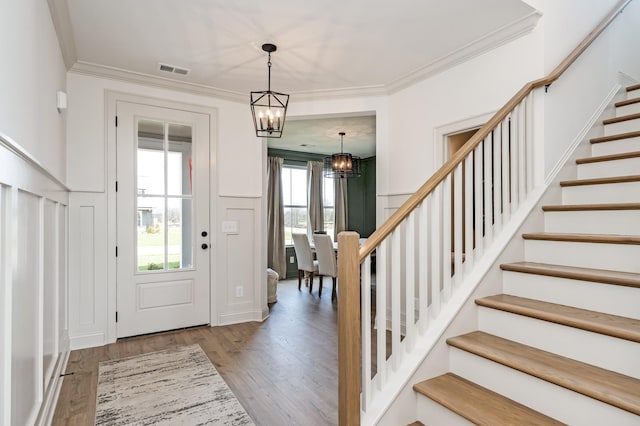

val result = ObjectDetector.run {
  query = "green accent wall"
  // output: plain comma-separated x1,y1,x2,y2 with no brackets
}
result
347,156,376,238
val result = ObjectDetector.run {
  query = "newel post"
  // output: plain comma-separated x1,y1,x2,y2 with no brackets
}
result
338,231,361,425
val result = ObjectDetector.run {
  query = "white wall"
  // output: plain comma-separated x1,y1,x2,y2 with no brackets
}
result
0,0,67,182
0,1,69,425
66,73,267,349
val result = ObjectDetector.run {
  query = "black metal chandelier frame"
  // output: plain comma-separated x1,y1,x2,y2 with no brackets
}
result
324,132,361,179
250,43,289,138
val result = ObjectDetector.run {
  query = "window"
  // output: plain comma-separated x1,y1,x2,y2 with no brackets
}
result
282,164,335,245
282,166,308,246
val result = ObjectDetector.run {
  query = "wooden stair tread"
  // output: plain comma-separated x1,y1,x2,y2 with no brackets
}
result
500,261,640,288
560,174,640,187
447,331,640,415
522,232,640,245
476,294,640,342
542,202,640,212
413,373,565,426
627,83,640,92
576,150,640,164
590,130,640,144
615,97,640,108
603,112,640,125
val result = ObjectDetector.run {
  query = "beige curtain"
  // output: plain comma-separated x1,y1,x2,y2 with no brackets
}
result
307,161,324,235
334,177,348,241
267,156,286,277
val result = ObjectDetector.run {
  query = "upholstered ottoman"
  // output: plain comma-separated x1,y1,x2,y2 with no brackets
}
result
267,268,279,303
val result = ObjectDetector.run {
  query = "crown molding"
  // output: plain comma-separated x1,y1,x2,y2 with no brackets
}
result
47,0,77,69
64,11,540,103
386,11,542,94
69,61,247,102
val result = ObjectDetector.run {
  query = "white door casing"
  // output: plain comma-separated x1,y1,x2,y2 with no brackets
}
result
116,101,210,338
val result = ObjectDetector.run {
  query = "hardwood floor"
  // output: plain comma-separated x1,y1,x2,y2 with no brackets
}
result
53,279,341,426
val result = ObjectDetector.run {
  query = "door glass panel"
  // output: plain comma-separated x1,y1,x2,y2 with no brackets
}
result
167,197,193,269
137,197,165,271
167,123,192,196
136,119,194,272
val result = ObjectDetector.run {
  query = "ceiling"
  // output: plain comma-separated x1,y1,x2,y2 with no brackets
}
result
60,0,538,154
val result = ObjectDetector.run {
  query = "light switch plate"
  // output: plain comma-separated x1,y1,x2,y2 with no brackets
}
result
222,221,239,234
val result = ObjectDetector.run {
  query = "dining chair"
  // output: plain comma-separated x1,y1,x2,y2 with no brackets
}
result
292,233,319,293
312,233,338,301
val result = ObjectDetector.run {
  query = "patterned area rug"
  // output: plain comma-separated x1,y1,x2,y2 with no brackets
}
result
95,345,254,425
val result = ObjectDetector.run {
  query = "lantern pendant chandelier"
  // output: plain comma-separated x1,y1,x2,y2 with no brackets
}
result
250,43,289,138
324,132,361,179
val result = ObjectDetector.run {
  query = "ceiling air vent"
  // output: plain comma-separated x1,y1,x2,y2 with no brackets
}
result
158,63,190,76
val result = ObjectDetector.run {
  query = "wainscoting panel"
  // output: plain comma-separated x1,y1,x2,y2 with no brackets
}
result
68,192,107,349
0,136,69,426
216,196,266,325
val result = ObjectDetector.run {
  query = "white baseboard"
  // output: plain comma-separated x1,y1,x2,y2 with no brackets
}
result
36,337,70,426
217,310,265,326
70,332,105,350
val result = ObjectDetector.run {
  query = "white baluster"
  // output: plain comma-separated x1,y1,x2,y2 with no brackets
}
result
474,144,484,258
376,239,387,390
501,118,511,223
518,99,527,201
464,155,474,274
510,105,520,211
430,186,441,317
483,136,494,245
442,176,452,301
526,94,534,193
391,230,402,370
493,125,502,235
405,213,416,351
418,200,429,334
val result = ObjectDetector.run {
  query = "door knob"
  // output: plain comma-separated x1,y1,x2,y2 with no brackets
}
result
201,243,209,250
201,231,208,237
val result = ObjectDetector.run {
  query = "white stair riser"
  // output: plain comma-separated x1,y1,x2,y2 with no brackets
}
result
544,209,640,235
562,181,640,204
591,136,640,156
604,118,640,136
577,156,640,179
524,239,640,273
627,89,640,100
416,395,475,426
616,101,640,117
478,307,640,378
449,348,640,426
502,271,640,319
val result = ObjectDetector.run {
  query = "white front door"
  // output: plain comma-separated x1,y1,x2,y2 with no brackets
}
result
116,101,210,338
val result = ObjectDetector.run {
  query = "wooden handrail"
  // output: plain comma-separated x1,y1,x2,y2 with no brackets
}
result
359,0,632,262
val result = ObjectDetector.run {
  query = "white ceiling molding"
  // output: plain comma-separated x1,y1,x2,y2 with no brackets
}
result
61,9,541,103
69,61,246,103
386,11,542,94
47,0,77,69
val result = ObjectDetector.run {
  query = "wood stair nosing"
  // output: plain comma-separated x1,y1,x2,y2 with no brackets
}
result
559,174,640,187
575,150,640,164
603,112,640,125
542,203,640,212
522,232,640,245
447,331,640,415
414,373,565,426
627,83,640,92
475,294,640,343
500,261,640,289
615,97,640,108
590,130,640,144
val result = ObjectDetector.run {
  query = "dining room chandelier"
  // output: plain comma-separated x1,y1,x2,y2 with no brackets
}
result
324,132,361,178
250,43,289,138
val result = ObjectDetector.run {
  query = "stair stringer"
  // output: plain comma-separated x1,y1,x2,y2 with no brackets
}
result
373,84,624,426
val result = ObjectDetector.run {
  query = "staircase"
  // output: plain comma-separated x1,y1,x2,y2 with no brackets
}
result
411,84,640,425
